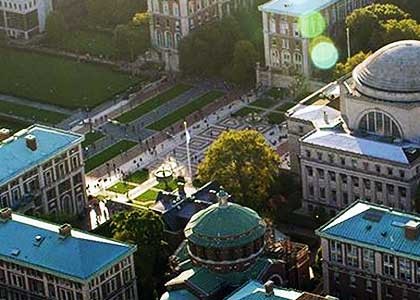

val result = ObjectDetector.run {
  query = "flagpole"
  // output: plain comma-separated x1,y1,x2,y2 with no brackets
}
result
184,121,192,180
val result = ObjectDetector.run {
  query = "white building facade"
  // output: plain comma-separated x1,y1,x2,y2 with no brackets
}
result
257,0,373,88
0,125,87,216
288,40,420,216
0,0,53,39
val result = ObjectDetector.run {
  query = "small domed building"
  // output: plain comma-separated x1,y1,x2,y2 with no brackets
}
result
287,40,420,216
160,188,310,300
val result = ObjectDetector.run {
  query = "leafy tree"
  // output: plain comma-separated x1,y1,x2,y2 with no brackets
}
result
334,51,371,79
112,209,168,299
379,0,420,22
113,22,149,60
346,4,410,53
45,11,67,43
229,40,258,86
198,130,280,210
380,19,420,45
86,0,145,27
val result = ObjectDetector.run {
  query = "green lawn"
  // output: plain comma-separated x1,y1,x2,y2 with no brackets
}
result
125,169,149,184
85,140,137,172
252,97,279,109
0,100,68,124
277,102,297,112
116,84,192,124
50,30,116,58
267,112,286,124
134,189,159,203
154,179,178,192
107,181,136,194
0,115,30,132
147,91,224,131
232,106,263,117
0,47,142,109
82,131,105,148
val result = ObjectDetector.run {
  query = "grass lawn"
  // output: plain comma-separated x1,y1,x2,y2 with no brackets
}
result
154,179,178,192
232,106,263,117
0,47,142,109
147,91,224,131
0,115,30,132
0,100,68,124
125,169,149,184
82,131,105,148
85,140,137,172
107,181,136,194
51,30,116,58
116,84,192,124
134,189,159,203
252,97,279,109
277,101,297,112
266,87,285,99
267,112,286,124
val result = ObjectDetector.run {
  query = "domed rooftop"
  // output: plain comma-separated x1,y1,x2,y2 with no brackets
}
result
353,40,420,103
184,193,266,249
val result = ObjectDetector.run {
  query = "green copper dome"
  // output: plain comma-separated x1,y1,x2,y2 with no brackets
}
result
184,202,266,249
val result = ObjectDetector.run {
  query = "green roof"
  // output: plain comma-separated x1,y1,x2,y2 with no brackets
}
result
184,202,266,248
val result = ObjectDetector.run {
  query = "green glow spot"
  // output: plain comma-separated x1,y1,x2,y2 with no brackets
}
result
311,41,339,70
298,12,326,38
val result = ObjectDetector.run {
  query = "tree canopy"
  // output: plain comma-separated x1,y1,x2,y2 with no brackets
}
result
112,209,168,299
45,11,67,43
86,0,146,27
113,21,149,60
197,130,280,210
334,51,371,79
228,40,259,86
346,4,418,53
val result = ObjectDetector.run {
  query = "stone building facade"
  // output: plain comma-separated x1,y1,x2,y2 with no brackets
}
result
287,40,420,215
317,201,420,300
0,125,87,216
147,0,253,71
257,0,373,87
0,208,138,300
0,0,53,39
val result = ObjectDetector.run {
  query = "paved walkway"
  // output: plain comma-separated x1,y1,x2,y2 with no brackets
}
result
0,94,72,115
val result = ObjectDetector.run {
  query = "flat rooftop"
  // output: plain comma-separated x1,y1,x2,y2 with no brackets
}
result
0,125,83,186
0,212,136,281
317,201,420,260
259,0,339,16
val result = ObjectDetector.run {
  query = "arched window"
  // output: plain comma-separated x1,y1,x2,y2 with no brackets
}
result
294,52,302,65
156,31,163,47
270,15,276,33
163,1,169,14
173,2,179,16
359,111,402,139
174,33,181,49
271,49,280,67
165,31,173,48
282,50,291,65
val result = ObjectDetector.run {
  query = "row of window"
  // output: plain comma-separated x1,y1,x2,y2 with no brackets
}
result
0,0,37,11
152,0,216,16
271,49,302,68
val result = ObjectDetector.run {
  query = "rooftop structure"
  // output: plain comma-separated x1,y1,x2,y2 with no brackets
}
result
316,201,420,299
0,208,138,299
259,0,341,17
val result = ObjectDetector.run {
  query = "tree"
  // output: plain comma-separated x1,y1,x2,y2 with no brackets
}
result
346,4,410,53
379,0,420,22
113,22,149,61
112,209,168,299
86,0,145,27
45,11,67,43
334,51,371,79
380,19,420,45
229,40,258,86
197,130,280,210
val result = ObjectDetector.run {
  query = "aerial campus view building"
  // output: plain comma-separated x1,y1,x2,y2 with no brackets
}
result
0,207,138,300
287,40,420,216
0,125,87,215
317,201,420,300
256,0,373,87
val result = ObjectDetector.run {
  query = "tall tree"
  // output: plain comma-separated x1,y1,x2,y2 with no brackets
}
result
198,130,280,210
113,22,149,60
45,11,67,43
334,51,371,79
229,40,258,86
112,209,168,299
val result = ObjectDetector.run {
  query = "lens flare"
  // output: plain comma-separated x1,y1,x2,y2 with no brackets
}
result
298,12,326,38
310,39,339,70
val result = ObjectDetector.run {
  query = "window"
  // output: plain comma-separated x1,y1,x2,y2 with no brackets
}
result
387,167,393,176
366,279,372,292
364,179,371,190
306,166,313,177
309,185,314,196
329,171,336,182
317,152,323,160
282,51,291,64
343,192,348,205
320,187,326,199
328,154,334,163
399,258,411,282
294,52,302,66
346,244,358,267
399,187,407,198
305,150,311,158
383,254,395,277
387,184,394,195
375,182,383,192
359,111,401,138
281,39,290,49
330,240,343,263
350,275,356,288
362,248,375,272
279,22,288,35
317,169,325,179
340,174,347,184
399,170,405,178
340,157,345,166
352,177,359,188
375,164,381,173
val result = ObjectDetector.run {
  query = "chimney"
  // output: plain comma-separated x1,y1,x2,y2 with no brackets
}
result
0,128,11,142
0,208,12,221
264,280,274,296
323,111,329,124
25,135,37,151
216,187,229,207
58,224,72,238
405,220,420,240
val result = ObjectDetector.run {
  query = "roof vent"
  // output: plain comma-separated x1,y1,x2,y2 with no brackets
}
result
381,231,388,238
264,280,274,296
58,224,72,238
0,208,12,222
33,235,45,247
11,249,20,256
405,220,420,240
0,128,11,142
366,224,372,231
25,134,37,151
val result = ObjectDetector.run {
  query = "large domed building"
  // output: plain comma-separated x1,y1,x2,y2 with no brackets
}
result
160,188,310,300
287,40,420,216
